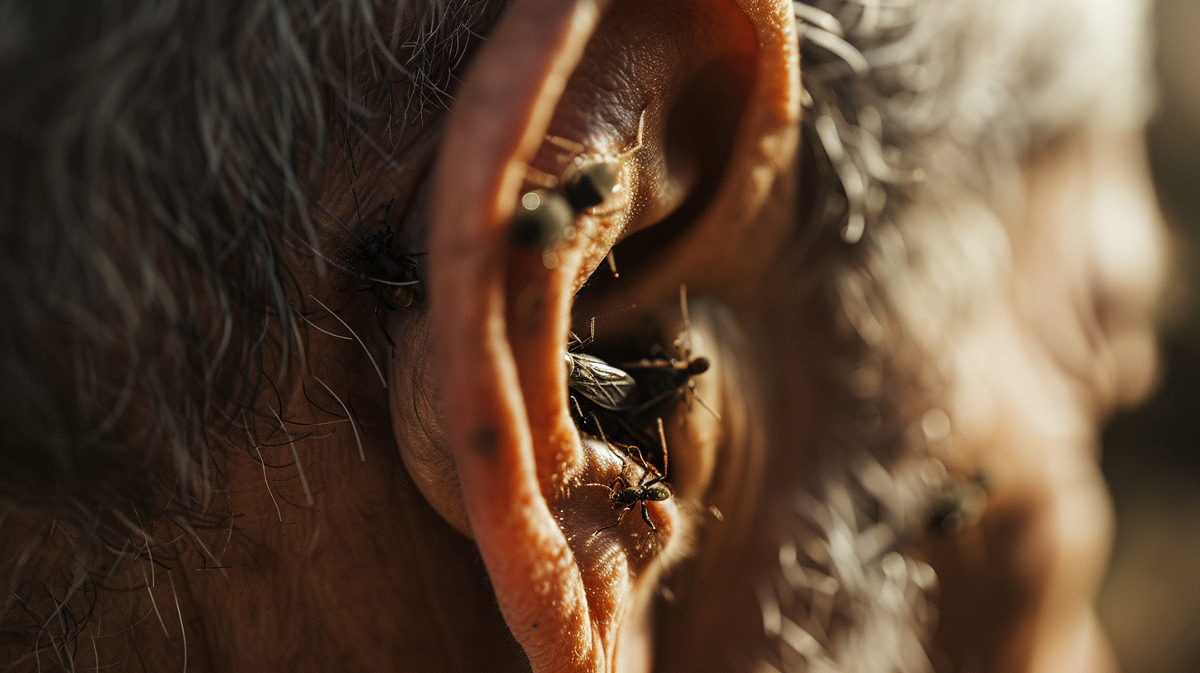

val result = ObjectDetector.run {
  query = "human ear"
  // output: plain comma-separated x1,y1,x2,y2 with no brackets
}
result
391,0,801,670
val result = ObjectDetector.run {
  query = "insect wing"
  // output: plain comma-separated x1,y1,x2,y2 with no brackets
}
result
567,353,639,411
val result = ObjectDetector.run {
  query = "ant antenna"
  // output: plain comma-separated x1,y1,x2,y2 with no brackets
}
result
656,417,669,477
545,134,586,154
623,108,647,156
677,284,693,356
522,164,559,189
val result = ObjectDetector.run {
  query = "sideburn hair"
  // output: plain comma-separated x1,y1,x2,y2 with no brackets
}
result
0,0,503,662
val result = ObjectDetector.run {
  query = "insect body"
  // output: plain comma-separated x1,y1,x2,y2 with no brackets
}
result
593,419,672,533
508,189,576,248
360,226,423,309
562,161,619,212
351,224,424,348
603,472,671,532
565,352,640,412
623,352,710,414
508,111,644,250
621,285,715,417
926,472,988,536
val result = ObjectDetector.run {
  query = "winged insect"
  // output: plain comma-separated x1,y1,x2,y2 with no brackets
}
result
564,318,639,413
566,351,639,412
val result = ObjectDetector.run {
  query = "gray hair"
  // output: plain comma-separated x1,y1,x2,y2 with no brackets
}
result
751,0,1154,671
0,0,504,660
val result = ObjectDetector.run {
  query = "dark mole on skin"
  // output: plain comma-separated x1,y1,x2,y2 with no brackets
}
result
471,426,500,454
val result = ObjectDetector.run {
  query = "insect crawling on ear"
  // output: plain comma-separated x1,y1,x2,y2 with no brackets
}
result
562,159,620,212
565,317,640,413
561,108,644,213
507,189,576,249
566,351,640,413
590,418,673,534
509,109,647,250
621,285,717,418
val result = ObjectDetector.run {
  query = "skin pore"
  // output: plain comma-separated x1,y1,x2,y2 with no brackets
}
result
0,0,1165,671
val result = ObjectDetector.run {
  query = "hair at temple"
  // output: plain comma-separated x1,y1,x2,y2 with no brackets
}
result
0,0,505,656
0,0,1151,667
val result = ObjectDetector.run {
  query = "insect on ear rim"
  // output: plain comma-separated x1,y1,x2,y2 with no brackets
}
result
508,189,577,249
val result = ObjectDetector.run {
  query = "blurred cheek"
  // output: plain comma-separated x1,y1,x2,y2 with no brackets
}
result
929,130,1165,672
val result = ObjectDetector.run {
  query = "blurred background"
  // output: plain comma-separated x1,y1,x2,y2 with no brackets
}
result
1098,1,1200,671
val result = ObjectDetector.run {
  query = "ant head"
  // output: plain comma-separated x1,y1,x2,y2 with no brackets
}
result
643,482,671,501
563,161,619,212
686,357,710,376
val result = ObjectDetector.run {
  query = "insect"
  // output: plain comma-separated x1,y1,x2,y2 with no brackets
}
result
926,472,988,536
621,286,715,417
354,224,423,347
562,160,619,212
593,418,673,533
508,110,645,249
566,351,640,412
507,189,576,249
564,317,640,414
356,211,424,308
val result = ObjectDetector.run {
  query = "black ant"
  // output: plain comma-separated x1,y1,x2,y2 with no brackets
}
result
507,189,576,249
590,418,673,534
360,225,422,308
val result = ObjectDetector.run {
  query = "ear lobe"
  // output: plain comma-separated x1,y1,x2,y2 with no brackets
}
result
415,0,800,670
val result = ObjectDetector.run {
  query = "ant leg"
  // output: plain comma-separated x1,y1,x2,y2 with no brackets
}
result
640,501,657,532
607,440,629,477
522,164,559,189
545,134,586,154
692,387,721,420
596,505,630,533
656,417,669,478
629,388,681,416
375,302,397,349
